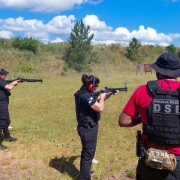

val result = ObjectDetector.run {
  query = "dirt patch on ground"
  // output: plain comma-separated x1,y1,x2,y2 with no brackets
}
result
0,150,60,180
0,150,136,180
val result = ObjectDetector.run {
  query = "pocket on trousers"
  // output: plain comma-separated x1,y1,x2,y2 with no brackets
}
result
82,129,97,149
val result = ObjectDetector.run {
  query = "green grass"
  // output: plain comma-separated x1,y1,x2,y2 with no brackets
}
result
0,69,158,180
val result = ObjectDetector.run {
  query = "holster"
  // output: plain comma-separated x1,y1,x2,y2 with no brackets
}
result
144,148,177,171
136,131,145,158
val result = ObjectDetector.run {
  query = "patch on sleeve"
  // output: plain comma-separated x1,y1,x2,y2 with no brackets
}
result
88,97,94,104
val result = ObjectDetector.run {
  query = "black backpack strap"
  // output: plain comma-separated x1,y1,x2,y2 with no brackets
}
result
147,80,159,96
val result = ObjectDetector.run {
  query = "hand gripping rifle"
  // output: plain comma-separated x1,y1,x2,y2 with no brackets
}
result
6,78,43,84
92,85,127,99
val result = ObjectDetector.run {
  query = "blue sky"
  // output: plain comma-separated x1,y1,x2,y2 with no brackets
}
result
0,0,180,46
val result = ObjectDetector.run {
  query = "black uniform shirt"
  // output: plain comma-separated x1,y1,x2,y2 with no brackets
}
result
77,91,100,121
0,79,10,101
80,91,96,109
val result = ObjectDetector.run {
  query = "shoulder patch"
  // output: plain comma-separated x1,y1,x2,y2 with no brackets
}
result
88,97,94,104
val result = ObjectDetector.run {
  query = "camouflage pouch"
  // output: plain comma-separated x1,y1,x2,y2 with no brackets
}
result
144,148,177,171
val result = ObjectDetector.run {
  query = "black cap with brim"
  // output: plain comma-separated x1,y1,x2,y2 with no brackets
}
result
0,69,9,75
151,52,180,78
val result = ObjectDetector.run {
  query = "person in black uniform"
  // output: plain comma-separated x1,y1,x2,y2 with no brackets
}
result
0,68,19,150
74,74,120,180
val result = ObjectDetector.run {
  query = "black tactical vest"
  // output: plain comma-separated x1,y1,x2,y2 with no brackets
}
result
144,80,180,145
74,91,100,125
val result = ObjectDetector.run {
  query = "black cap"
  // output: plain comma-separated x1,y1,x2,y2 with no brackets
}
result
151,52,180,78
0,69,9,75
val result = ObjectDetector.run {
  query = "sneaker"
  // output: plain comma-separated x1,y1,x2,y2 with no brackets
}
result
90,171,94,177
0,144,7,150
4,136,17,142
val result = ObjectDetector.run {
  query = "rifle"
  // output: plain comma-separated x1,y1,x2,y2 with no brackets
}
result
92,85,127,99
6,78,43,83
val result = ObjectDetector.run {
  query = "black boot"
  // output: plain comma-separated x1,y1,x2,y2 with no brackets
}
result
0,143,7,149
0,134,7,149
4,136,17,142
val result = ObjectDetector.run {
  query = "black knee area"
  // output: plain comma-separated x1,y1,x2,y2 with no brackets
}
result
0,119,6,129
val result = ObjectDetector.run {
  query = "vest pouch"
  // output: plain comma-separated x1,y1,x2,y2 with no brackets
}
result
79,116,96,128
145,148,177,171
96,113,101,121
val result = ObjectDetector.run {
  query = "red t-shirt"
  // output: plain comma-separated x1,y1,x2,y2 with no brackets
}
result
123,79,180,155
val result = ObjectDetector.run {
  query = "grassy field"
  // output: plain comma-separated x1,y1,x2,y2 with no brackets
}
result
1,44,180,179
0,67,158,180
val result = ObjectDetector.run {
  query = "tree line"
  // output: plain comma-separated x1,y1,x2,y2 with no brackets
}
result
0,20,180,73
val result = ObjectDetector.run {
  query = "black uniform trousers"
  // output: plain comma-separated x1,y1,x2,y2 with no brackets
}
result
136,155,180,180
77,123,98,180
0,101,11,138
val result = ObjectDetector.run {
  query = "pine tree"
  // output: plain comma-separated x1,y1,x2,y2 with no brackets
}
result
166,44,177,53
126,37,142,62
64,19,98,72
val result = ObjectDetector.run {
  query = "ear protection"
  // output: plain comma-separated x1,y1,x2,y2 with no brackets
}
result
88,77,96,92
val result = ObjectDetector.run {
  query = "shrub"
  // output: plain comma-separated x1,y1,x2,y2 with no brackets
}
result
12,36,39,54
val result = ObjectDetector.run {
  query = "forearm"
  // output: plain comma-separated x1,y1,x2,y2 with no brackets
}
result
119,112,142,127
4,81,17,90
128,116,142,127
98,97,105,112
91,95,105,112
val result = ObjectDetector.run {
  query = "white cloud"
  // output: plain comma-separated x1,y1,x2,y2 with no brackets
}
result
0,15,75,35
25,31,49,40
169,33,180,38
0,31,14,38
130,26,172,43
83,15,112,31
172,0,179,2
36,37,64,44
50,38,64,43
113,27,131,40
0,17,43,31
0,15,75,43
46,15,75,35
88,0,103,5
0,15,179,46
82,16,179,46
158,42,169,46
91,25,176,46
0,0,97,12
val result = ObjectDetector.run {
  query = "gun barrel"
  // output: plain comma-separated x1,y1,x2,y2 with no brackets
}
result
21,79,43,83
6,78,43,83
107,86,127,92
92,86,128,98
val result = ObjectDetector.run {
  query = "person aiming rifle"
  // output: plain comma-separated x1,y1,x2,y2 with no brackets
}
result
0,69,20,149
0,69,43,150
74,74,120,180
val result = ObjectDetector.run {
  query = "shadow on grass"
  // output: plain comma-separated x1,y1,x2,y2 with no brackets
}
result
49,155,80,180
